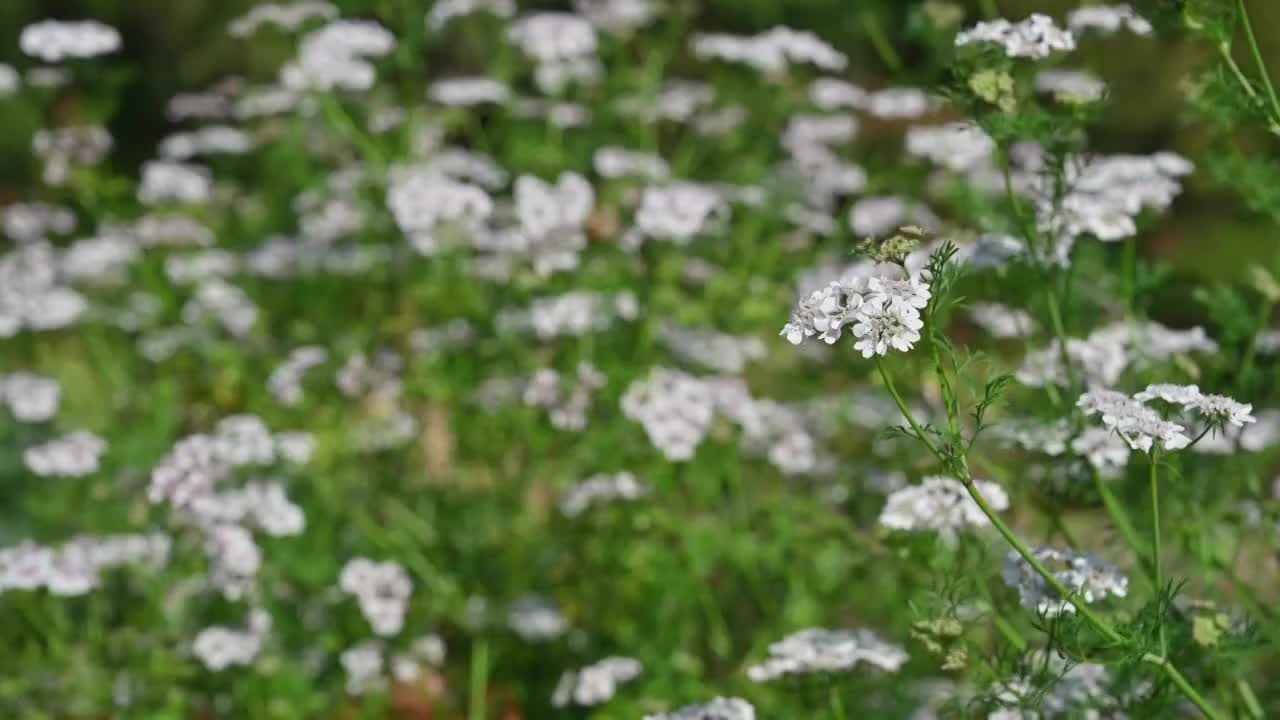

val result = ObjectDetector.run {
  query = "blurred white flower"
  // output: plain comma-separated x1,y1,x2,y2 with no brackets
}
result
24,431,107,478
748,628,908,681
20,20,121,62
955,14,1076,59
1002,546,1128,617
552,656,642,707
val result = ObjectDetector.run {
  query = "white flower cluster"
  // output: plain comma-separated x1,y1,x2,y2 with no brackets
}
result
133,213,215,247
905,123,996,173
192,608,272,671
998,419,1131,479
809,78,939,119
559,471,650,517
20,19,121,62
339,633,447,694
495,290,639,340
268,346,329,407
574,0,654,32
509,172,595,275
387,166,493,251
0,533,170,596
523,363,606,431
23,430,107,478
138,160,213,205
747,628,909,682
280,20,396,91
780,113,867,213
658,322,766,373
879,476,1010,538
181,279,259,338
4,202,76,242
781,271,931,358
593,146,669,180
32,125,113,185
507,595,570,641
849,195,939,237
409,318,476,356
1134,383,1256,428
968,303,1036,339
428,76,510,107
691,26,846,73
1017,320,1217,389
955,14,1076,60
0,371,61,422
615,79,714,123
339,557,413,637
427,0,516,31
0,242,88,335
551,656,643,707
1002,546,1128,617
0,63,17,96
1036,69,1107,104
1077,389,1191,453
187,481,307,537
621,368,829,473
227,2,338,37
61,228,140,283
644,697,756,720
159,125,253,160
506,12,599,93
634,182,727,244
1039,152,1193,245
1067,5,1153,37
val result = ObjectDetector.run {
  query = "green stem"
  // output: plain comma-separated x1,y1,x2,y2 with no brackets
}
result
1237,678,1265,720
875,359,945,465
1122,237,1137,313
861,11,902,72
1140,654,1222,720
992,611,1027,652
1149,452,1167,656
1237,0,1280,126
1092,470,1154,586
469,638,489,720
829,684,847,720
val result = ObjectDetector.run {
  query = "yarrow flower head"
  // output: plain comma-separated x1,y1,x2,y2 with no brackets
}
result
339,557,412,637
747,628,908,682
781,265,930,357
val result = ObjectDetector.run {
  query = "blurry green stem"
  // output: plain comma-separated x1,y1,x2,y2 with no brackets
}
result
1237,0,1280,126
1122,238,1137,312
861,12,902,72
318,94,387,173
829,684,847,720
1238,678,1266,719
469,638,489,720
1149,452,1167,656
1092,471,1154,586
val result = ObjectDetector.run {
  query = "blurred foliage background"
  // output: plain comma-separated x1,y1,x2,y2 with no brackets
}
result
1,0,1277,296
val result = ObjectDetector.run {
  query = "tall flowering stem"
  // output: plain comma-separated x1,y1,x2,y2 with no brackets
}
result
1149,450,1166,656
873,358,1224,720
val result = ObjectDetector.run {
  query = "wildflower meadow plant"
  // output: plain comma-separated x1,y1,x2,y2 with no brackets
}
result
1,0,1279,718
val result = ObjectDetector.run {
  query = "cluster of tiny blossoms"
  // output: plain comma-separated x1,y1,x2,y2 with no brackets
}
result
781,268,931,358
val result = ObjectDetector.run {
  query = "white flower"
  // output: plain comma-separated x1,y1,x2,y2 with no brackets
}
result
644,697,756,720
1067,4,1153,37
747,628,908,682
1133,383,1202,406
227,2,339,37
1077,389,1191,453
969,303,1036,338
691,26,846,73
340,641,385,695
560,471,649,517
1002,546,1128,617
339,557,412,636
508,595,569,640
879,476,1008,536
426,0,515,31
428,77,510,106
280,20,395,92
634,183,726,243
192,610,271,671
507,12,597,63
23,431,107,478
20,20,121,62
1036,69,1107,103
849,195,938,237
852,298,925,358
905,122,996,172
1195,394,1256,428
1,372,61,422
955,14,1076,60
138,161,213,205
593,146,669,180
552,656,642,707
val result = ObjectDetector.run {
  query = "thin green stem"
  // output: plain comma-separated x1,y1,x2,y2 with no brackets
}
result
875,359,945,465
1238,0,1280,125
1149,452,1167,656
1092,470,1154,586
1122,238,1137,312
1141,654,1222,720
991,611,1027,651
469,638,489,720
861,11,902,72
829,684,847,720
1237,678,1265,720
